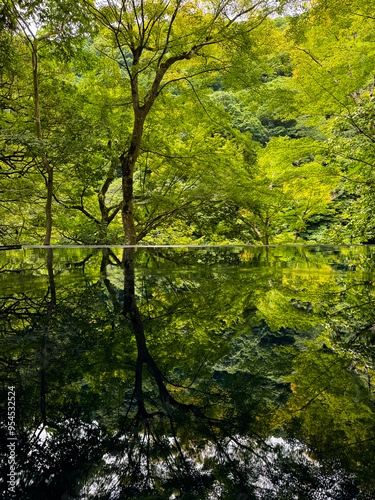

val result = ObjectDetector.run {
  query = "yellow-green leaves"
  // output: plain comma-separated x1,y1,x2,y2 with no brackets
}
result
287,0,375,117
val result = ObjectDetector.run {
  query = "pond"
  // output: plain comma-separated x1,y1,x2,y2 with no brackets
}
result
0,245,375,499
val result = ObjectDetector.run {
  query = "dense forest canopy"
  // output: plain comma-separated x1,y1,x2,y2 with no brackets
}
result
1,0,375,245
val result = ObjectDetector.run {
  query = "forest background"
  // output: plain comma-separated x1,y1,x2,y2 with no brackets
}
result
1,0,374,246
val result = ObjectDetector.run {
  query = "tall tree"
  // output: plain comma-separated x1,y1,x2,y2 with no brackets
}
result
1,0,92,244
83,0,291,244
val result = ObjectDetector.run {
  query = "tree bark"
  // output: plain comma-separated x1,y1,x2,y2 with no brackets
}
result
264,213,270,246
44,163,53,245
120,109,147,245
32,41,53,245
98,154,116,240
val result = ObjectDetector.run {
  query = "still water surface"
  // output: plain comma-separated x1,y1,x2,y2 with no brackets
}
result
0,246,375,499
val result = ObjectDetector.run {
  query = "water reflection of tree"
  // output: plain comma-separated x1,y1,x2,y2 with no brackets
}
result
270,253,375,493
0,247,374,499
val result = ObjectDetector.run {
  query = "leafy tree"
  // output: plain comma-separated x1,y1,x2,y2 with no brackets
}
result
202,135,338,244
0,0,93,244
81,0,293,244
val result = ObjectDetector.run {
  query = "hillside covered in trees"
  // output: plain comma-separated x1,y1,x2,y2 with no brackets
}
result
1,0,374,246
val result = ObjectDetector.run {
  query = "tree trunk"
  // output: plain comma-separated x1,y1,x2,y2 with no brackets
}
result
118,45,191,244
97,204,109,241
97,141,120,241
44,161,53,245
120,113,146,245
32,42,53,245
264,213,270,246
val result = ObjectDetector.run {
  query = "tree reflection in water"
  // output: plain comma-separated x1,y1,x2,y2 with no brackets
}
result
0,246,374,499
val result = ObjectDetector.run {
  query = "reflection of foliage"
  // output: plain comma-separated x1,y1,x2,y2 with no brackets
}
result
275,343,375,489
1,246,375,498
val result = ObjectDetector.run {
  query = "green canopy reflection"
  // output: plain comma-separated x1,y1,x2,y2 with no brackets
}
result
0,246,374,499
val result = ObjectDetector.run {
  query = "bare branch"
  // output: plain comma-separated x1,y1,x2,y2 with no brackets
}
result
156,0,180,69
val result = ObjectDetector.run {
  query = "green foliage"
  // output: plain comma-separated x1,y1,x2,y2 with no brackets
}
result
0,0,374,243
320,98,375,243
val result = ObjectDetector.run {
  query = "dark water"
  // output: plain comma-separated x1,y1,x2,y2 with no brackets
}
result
0,246,374,499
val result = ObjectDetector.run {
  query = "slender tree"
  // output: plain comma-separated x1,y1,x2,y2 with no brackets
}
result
2,0,92,244
83,0,291,244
